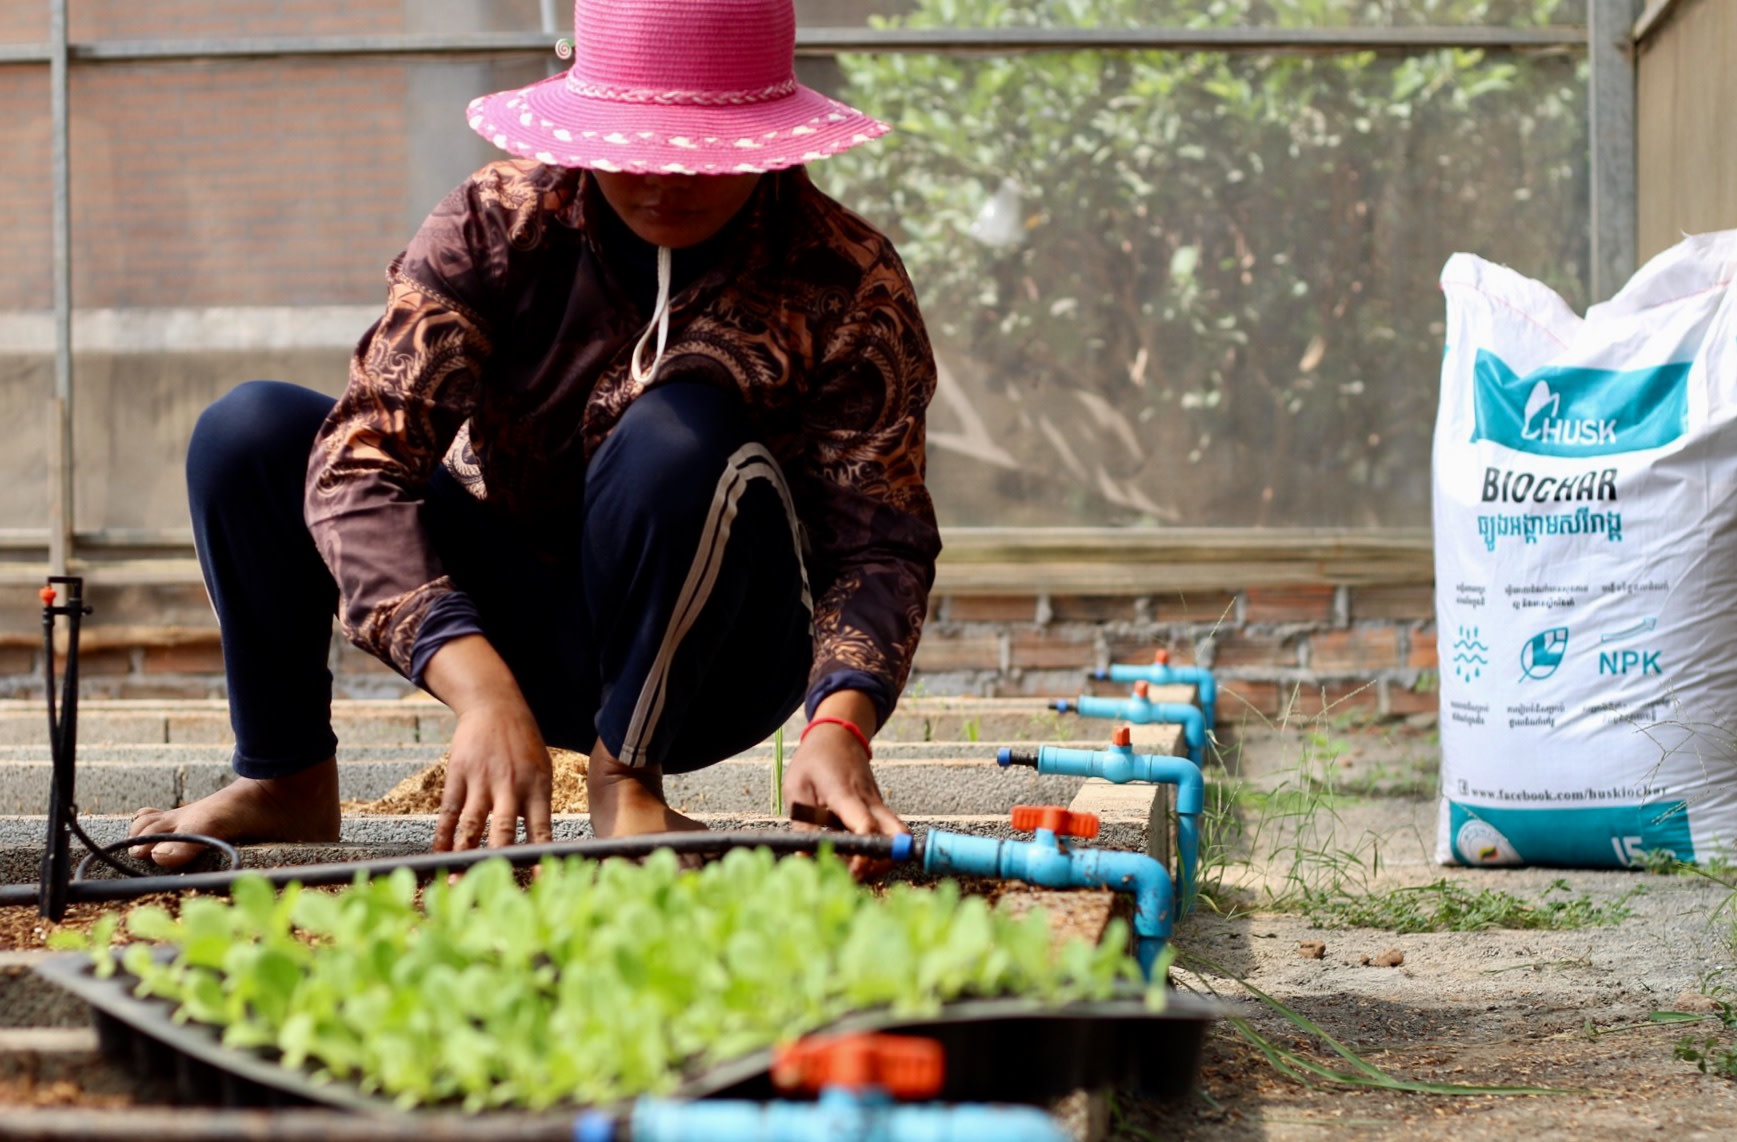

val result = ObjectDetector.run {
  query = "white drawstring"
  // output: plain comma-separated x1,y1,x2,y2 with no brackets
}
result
630,245,672,387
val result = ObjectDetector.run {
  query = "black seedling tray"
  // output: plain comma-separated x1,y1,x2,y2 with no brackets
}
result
37,952,1217,1112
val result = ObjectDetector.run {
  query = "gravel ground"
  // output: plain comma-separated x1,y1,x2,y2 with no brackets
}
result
1106,719,1737,1140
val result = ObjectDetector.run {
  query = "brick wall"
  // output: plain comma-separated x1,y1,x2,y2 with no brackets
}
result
0,1,440,310
0,1,892,311
0,70,52,308
0,577,1442,728
912,585,1438,725
51,61,413,309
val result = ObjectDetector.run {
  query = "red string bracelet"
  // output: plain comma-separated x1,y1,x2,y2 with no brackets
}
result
800,715,873,760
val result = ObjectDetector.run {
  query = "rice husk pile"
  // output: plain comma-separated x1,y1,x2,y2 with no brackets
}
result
345,747,589,814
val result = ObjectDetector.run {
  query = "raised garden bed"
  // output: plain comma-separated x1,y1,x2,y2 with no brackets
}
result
25,847,1213,1115
41,952,1214,1112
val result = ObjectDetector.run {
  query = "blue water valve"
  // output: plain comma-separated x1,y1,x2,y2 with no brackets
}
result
922,808,1173,977
1053,680,1204,767
1091,648,1218,730
997,726,1201,917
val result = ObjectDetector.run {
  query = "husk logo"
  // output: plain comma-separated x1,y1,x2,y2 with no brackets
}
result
1471,350,1688,458
1521,380,1616,444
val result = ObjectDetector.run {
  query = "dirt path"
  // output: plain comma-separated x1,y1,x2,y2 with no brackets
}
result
1109,720,1737,1140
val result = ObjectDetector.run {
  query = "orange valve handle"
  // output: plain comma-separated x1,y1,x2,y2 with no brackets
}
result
1010,805,1100,839
39,586,56,606
772,1033,944,1099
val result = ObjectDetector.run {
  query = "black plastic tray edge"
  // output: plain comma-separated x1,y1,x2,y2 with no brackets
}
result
36,951,1220,1114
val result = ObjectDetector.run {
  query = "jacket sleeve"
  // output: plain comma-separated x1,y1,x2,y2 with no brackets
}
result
799,250,942,727
303,185,501,677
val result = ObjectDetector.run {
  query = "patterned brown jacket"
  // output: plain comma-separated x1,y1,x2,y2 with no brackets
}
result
305,160,940,722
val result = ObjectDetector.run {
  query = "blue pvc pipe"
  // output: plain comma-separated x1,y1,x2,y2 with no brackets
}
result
1052,694,1205,768
1176,815,1199,918
1094,662,1218,729
576,1087,1070,1142
996,742,1200,917
921,828,1172,977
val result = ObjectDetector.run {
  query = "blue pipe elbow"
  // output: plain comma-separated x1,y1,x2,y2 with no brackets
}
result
1175,813,1200,915
1055,695,1205,768
1099,663,1218,729
1029,744,1202,813
1074,847,1174,977
923,830,1172,978
1020,744,1201,919
605,1090,1071,1142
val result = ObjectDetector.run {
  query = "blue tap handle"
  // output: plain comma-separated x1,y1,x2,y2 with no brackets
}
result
1052,695,1204,768
578,1088,1071,1142
1093,662,1218,729
922,829,1172,977
998,743,1201,917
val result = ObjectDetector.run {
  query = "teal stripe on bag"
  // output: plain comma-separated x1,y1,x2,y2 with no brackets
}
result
1446,800,1696,868
1471,350,1689,457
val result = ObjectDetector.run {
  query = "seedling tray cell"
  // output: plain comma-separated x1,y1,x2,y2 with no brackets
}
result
37,953,1217,1112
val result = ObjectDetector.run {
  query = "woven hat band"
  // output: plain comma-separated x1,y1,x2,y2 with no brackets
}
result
564,75,799,107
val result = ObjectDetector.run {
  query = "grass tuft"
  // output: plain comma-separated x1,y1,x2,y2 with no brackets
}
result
1302,877,1638,934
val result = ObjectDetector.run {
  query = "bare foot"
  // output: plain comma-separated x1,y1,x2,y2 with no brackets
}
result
586,742,707,839
128,756,342,868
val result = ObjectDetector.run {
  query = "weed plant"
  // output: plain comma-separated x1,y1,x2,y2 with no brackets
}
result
1673,999,1737,1080
1176,952,1575,1097
1637,849,1737,1077
1190,752,1392,919
1301,877,1636,934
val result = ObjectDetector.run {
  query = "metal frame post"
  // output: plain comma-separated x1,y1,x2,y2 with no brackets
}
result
1589,0,1642,302
48,0,74,576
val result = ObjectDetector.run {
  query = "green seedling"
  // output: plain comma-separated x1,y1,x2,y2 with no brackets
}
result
1674,1035,1737,1079
73,848,1155,1111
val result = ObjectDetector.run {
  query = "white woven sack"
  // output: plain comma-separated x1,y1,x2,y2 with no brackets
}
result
1434,231,1737,867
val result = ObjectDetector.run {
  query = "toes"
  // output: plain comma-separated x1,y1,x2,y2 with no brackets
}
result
128,836,172,863
126,809,166,839
127,811,174,860
146,840,198,869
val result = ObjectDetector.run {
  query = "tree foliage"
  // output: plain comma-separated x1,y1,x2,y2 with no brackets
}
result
820,0,1587,526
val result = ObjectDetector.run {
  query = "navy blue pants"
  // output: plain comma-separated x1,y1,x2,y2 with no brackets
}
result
187,380,812,778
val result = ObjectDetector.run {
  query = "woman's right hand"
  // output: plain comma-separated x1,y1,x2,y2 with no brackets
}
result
422,634,555,851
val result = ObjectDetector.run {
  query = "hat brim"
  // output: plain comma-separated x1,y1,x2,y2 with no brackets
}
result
467,70,889,174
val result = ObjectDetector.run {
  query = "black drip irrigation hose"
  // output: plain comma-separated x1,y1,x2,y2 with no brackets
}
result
33,576,240,919
74,835,243,881
0,829,923,909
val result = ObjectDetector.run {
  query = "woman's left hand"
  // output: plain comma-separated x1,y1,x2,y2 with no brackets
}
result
783,691,904,878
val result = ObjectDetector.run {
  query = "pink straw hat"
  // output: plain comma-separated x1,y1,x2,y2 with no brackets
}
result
467,0,889,175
